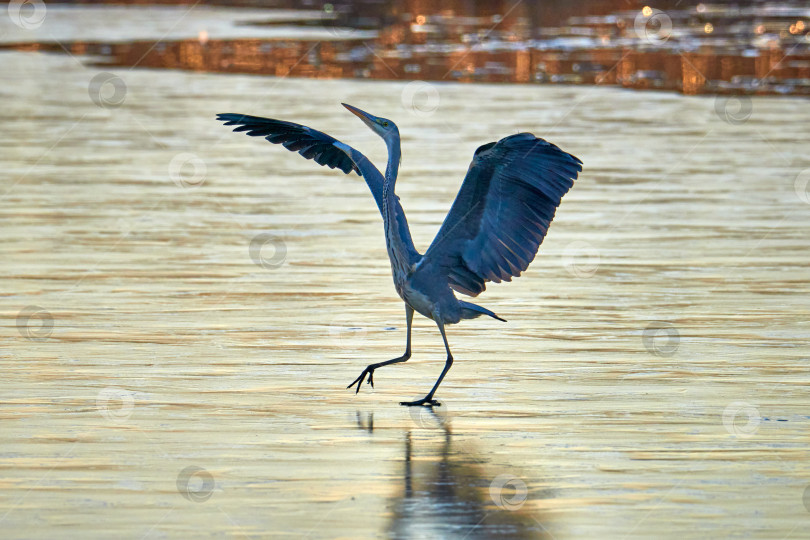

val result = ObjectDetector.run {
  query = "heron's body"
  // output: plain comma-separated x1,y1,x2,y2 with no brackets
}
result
217,104,582,406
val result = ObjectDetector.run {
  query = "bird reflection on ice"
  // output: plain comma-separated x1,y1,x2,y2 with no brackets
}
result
356,411,554,539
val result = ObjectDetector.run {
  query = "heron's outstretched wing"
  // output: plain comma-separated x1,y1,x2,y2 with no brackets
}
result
217,112,396,230
217,113,361,176
422,133,582,297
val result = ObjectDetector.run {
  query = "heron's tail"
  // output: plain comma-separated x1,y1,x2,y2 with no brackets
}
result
459,301,507,322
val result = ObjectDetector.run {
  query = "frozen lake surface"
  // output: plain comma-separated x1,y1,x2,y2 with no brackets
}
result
2,10,810,538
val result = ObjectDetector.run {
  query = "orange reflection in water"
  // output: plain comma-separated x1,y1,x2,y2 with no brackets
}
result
2,0,809,96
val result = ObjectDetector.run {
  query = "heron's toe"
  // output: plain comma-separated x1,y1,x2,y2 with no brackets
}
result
399,398,441,407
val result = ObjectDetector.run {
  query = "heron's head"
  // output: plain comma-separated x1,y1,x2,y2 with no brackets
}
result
342,103,399,143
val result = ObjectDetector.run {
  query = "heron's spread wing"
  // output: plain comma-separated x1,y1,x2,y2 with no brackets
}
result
217,113,360,175
422,133,582,297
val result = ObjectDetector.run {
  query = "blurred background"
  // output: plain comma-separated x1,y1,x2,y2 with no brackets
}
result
3,0,810,95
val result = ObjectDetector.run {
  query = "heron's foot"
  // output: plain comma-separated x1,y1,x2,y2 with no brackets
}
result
347,366,375,394
399,397,441,407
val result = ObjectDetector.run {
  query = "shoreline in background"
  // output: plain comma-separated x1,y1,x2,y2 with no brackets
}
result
1,2,808,97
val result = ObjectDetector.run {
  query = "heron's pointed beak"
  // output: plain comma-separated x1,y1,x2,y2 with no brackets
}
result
342,103,378,130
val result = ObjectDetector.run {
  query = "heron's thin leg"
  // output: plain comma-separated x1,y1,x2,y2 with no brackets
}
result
347,305,414,394
400,321,453,407
426,322,453,400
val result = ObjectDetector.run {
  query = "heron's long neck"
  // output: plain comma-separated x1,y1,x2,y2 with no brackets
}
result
384,139,401,187
381,136,414,279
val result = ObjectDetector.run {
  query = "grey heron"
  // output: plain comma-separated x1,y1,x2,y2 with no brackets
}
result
217,104,582,406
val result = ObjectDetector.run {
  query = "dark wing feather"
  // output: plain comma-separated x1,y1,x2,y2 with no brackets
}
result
422,133,582,297
216,113,360,175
